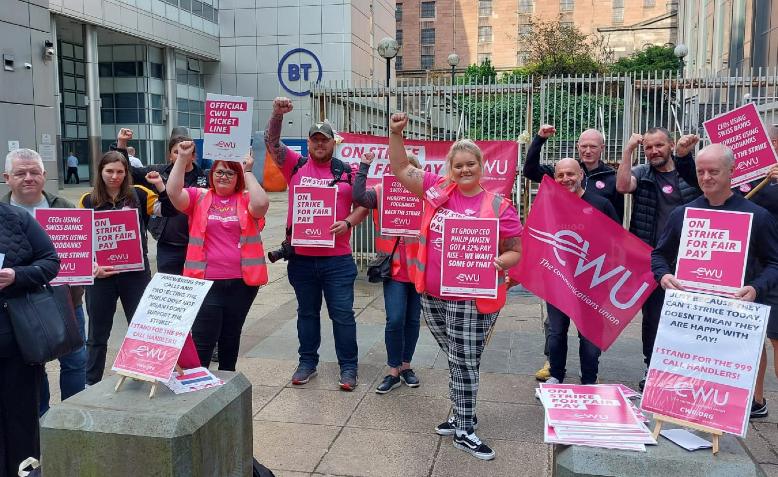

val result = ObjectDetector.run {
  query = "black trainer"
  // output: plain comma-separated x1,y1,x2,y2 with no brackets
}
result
400,369,420,387
375,375,401,394
751,398,769,418
435,415,478,436
453,429,495,460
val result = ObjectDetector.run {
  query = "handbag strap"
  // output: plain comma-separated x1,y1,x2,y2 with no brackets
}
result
389,237,401,256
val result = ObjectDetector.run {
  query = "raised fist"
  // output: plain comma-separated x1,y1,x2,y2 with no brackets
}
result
675,134,700,157
177,141,195,161
273,97,293,115
389,112,409,135
537,124,556,138
626,133,643,151
117,128,133,148
145,170,164,187
243,149,255,172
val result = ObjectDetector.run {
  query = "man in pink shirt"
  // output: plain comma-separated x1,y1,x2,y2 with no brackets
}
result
265,97,369,391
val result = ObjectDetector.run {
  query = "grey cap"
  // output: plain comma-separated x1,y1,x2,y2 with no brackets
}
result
308,122,334,139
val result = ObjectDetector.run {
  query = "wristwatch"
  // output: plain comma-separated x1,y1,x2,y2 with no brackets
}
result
343,219,352,229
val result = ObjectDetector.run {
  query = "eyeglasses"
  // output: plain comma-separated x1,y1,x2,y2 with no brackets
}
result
213,170,236,178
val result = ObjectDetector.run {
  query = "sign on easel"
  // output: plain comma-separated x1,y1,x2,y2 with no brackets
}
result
641,290,769,445
112,273,212,397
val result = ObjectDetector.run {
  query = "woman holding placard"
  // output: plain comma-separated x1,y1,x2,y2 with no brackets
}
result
387,112,523,461
353,151,423,394
160,141,269,371
79,151,158,385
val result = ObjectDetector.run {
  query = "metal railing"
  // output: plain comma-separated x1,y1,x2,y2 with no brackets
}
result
312,68,778,266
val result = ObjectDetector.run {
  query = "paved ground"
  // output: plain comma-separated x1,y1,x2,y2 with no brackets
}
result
42,184,778,476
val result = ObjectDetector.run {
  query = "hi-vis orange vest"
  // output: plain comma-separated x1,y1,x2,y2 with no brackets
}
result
183,189,268,286
372,184,419,282
406,178,512,314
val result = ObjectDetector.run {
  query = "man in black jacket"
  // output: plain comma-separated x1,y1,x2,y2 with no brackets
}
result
523,125,624,380
113,128,208,274
616,127,701,390
545,158,619,385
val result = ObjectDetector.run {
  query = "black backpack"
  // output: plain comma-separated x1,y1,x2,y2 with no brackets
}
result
253,458,275,477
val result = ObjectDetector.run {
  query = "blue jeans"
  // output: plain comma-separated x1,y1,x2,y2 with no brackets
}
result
383,279,421,368
288,254,358,371
547,303,601,384
40,305,87,415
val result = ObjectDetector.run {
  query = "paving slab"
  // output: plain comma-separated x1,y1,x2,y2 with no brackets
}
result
347,393,452,434
475,401,546,443
315,427,438,477
256,387,364,426
431,439,551,477
252,420,340,473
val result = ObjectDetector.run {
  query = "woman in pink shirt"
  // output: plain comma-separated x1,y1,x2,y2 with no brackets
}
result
152,141,270,371
387,112,523,461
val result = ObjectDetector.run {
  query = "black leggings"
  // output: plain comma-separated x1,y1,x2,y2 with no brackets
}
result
0,354,42,477
85,267,151,385
191,279,259,371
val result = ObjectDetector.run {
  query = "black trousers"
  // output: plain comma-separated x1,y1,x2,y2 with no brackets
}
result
85,267,151,384
0,355,42,477
191,279,259,371
641,287,666,367
66,167,79,184
156,242,187,275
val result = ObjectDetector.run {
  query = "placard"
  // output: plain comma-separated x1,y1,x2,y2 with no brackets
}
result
112,273,213,381
290,185,337,247
34,208,94,285
164,367,224,394
440,217,498,298
380,174,422,236
641,290,769,437
675,208,752,296
703,103,778,187
94,209,144,271
202,93,253,162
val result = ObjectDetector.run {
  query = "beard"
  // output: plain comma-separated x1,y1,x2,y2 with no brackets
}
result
649,156,669,169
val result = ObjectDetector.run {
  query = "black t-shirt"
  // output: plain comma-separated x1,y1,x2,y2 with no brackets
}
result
654,169,682,233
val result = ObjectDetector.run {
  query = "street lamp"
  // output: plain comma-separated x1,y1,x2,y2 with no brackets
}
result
377,37,399,134
674,43,688,79
448,53,460,84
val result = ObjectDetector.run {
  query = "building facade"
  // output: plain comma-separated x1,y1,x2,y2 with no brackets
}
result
1,0,394,188
677,0,777,75
394,0,678,76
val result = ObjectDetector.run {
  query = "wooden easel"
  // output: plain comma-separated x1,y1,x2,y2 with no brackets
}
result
114,371,159,399
651,414,722,455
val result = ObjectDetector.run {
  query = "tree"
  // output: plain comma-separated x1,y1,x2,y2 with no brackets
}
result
458,58,497,83
610,44,682,74
517,17,613,76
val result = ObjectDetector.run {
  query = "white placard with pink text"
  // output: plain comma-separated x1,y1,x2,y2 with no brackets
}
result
202,93,253,162
440,217,498,298
291,185,337,247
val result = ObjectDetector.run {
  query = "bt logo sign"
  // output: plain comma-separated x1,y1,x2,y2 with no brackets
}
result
278,48,323,97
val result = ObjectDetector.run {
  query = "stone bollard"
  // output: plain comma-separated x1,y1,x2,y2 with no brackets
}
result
41,371,252,477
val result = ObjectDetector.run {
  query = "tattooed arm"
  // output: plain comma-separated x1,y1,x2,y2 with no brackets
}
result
264,97,292,167
495,235,522,271
388,112,424,197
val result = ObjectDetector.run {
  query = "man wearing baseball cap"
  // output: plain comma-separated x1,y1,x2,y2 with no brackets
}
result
265,97,369,391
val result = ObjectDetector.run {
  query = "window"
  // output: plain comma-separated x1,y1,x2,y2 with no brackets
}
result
421,54,434,69
98,62,112,77
396,29,403,45
519,23,532,35
420,1,435,18
477,53,491,64
113,61,138,77
560,21,574,29
421,28,435,45
643,0,655,6
150,62,164,79
478,26,492,43
396,3,402,21
396,56,403,70
517,51,530,65
612,0,624,24
479,0,492,16
519,0,534,14
560,0,574,12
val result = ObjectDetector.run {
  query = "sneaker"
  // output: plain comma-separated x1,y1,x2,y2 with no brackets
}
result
751,398,769,418
435,415,478,436
453,430,496,460
400,369,420,387
291,366,317,385
339,369,358,391
535,361,551,381
545,377,561,384
375,375,401,394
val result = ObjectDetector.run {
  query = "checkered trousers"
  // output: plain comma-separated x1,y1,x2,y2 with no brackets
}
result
421,294,498,432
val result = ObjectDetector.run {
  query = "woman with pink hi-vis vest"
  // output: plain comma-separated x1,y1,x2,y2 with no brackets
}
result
387,112,523,461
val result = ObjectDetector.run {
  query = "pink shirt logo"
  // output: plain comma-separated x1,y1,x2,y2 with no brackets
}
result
662,185,674,194
595,180,605,189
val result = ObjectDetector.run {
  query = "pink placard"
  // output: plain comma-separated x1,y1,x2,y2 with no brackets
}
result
34,208,94,285
380,174,422,236
676,208,752,296
94,209,144,272
703,103,778,187
291,185,337,247
641,290,769,437
440,217,498,299
113,273,213,381
539,384,640,429
511,176,657,351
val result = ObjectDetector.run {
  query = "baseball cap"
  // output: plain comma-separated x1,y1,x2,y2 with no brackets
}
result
308,122,335,139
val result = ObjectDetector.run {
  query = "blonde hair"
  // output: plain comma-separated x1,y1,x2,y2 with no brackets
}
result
446,139,483,173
